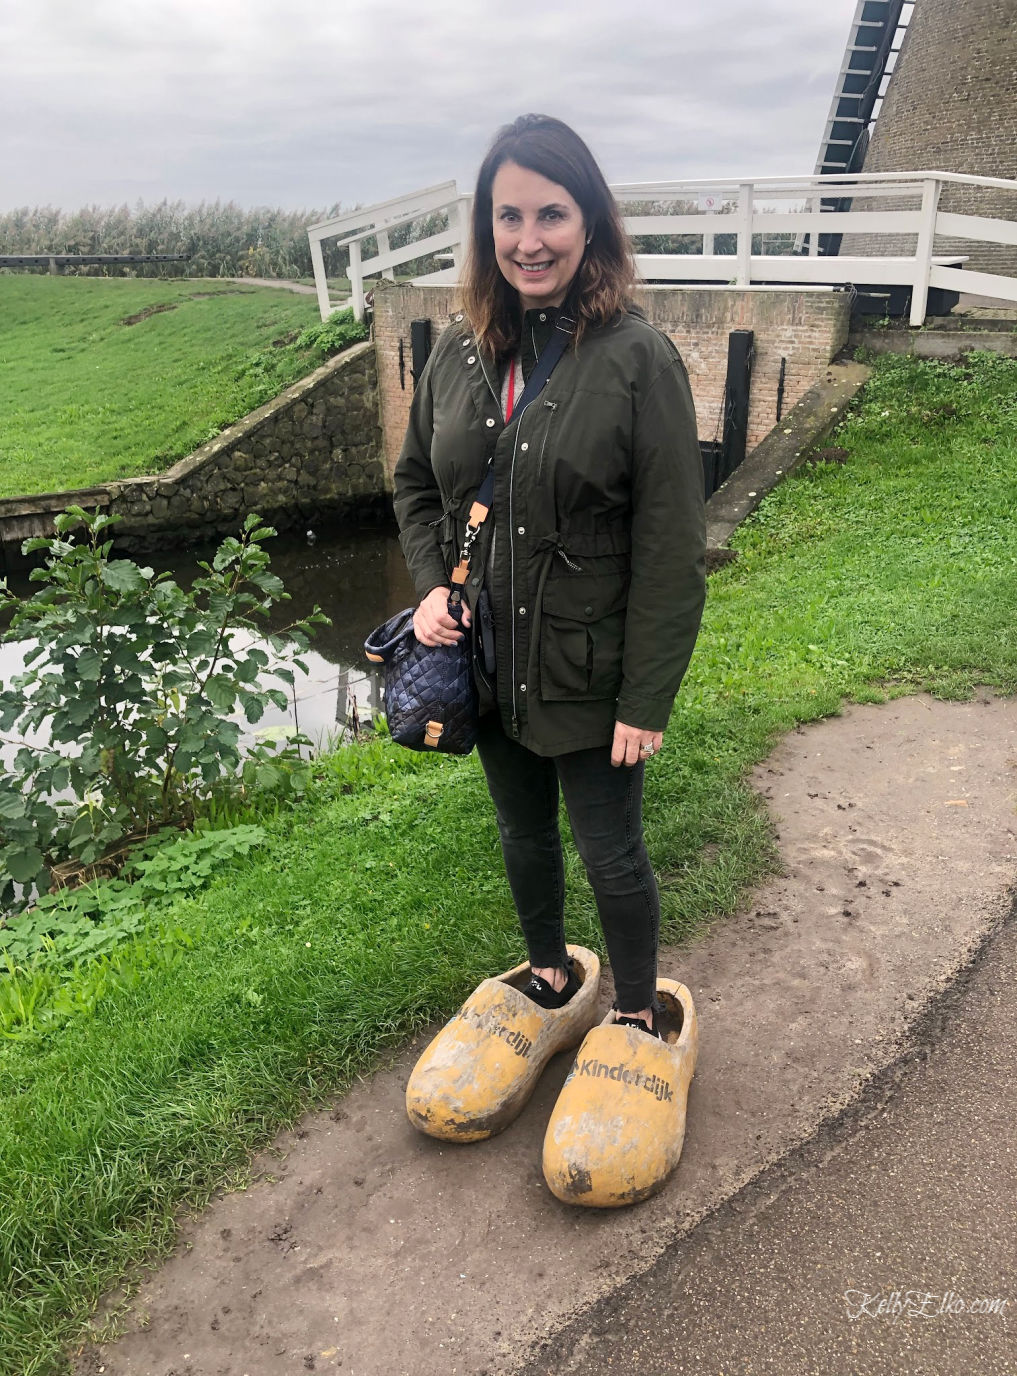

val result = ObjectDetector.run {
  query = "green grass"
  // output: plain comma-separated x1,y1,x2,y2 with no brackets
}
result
0,277,340,498
2,352,1017,1373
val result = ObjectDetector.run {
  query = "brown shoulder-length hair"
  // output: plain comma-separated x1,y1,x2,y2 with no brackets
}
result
458,114,633,355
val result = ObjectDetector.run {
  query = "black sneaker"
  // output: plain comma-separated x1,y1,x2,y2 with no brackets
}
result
615,1010,662,1039
523,962,581,1009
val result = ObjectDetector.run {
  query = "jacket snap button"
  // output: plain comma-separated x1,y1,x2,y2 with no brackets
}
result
519,683,527,692
471,577,480,586
584,605,594,616
517,525,525,534
486,418,496,428
461,338,471,346
539,312,546,321
518,606,527,616
520,442,529,452
455,313,463,322
467,356,476,364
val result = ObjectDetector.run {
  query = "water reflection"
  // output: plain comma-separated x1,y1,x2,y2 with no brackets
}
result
1,523,417,751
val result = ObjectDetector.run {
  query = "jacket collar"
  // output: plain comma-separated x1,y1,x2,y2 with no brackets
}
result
450,312,503,432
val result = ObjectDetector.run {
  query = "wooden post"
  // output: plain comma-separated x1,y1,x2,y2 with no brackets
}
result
809,196,821,257
450,197,471,272
736,183,753,285
720,330,754,484
309,235,331,321
348,240,365,322
376,228,395,281
911,177,942,326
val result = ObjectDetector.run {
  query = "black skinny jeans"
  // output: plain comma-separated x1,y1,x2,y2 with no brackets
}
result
475,711,661,1012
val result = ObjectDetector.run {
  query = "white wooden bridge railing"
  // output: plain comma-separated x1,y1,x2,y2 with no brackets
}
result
311,171,1017,328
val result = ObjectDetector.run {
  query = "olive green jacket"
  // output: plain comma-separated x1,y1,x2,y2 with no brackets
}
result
392,305,707,757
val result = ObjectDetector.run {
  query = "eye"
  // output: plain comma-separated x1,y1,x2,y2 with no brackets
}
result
540,209,565,222
497,210,520,224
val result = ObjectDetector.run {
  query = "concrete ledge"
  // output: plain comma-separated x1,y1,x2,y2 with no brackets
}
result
850,326,1017,359
705,359,871,550
0,487,112,552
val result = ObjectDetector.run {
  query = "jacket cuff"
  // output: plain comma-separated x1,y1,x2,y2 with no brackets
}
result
412,557,452,602
613,692,676,733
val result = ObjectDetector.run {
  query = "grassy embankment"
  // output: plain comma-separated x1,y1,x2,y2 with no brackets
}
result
0,276,361,498
1,352,1017,1373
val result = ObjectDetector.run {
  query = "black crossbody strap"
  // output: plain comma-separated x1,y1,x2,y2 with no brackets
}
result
450,314,575,590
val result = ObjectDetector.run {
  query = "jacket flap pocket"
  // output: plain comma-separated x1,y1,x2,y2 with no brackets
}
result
542,571,628,622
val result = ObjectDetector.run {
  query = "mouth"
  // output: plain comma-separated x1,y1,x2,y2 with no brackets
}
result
516,260,553,274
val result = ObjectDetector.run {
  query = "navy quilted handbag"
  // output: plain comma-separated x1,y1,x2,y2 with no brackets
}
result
364,597,478,754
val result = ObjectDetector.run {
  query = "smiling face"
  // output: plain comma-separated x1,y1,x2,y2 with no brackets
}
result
491,160,587,313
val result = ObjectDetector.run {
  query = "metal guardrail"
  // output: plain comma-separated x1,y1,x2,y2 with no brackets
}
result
0,254,189,272
312,171,1017,328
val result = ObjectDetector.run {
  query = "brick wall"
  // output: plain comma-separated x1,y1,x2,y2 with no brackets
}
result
849,0,1017,275
372,280,850,483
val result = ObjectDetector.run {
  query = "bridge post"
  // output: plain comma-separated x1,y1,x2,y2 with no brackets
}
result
736,183,753,284
348,240,365,322
310,235,331,321
376,229,395,281
910,176,942,326
450,197,471,272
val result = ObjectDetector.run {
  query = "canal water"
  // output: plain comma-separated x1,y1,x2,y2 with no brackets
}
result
1,523,416,752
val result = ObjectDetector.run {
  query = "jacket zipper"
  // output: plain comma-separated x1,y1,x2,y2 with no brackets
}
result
476,340,547,740
507,386,549,739
507,418,523,737
475,349,500,410
537,399,557,481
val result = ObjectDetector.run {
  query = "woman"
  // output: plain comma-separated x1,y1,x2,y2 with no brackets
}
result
394,115,707,1203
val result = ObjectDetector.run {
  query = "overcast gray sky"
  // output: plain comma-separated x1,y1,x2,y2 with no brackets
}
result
1,0,860,212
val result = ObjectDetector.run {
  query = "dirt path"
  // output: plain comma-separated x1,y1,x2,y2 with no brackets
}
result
75,693,1017,1376
223,277,320,295
519,888,1017,1376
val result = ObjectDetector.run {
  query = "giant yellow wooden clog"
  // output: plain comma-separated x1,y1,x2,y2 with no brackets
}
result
541,979,698,1207
406,945,601,1143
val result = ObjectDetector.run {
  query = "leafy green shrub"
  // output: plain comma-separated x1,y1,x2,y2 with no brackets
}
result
0,509,327,909
296,307,369,358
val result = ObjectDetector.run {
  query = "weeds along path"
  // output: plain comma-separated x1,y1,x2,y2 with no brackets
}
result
74,692,1017,1376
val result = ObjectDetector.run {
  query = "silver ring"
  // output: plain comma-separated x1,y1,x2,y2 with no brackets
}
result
640,743,654,755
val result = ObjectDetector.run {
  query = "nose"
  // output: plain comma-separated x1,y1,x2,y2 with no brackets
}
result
517,218,544,256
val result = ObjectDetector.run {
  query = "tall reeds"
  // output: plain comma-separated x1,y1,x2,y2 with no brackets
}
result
0,201,449,280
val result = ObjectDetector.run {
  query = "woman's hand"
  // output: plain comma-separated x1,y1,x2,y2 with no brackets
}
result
412,586,472,646
611,720,663,768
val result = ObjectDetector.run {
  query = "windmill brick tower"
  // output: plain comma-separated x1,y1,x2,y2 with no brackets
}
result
824,0,1017,276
